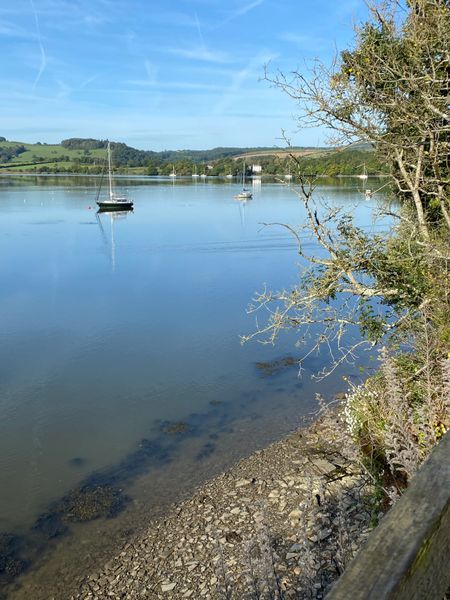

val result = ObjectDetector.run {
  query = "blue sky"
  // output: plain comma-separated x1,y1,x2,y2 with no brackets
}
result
0,0,369,150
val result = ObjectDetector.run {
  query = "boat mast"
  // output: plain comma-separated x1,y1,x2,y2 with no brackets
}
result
108,141,113,200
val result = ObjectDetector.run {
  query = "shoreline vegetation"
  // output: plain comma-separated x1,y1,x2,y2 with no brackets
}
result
0,137,385,178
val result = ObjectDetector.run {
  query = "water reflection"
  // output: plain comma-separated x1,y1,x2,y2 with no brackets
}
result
0,177,390,597
95,209,133,271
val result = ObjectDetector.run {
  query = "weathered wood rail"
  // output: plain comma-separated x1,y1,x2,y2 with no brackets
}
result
327,431,450,600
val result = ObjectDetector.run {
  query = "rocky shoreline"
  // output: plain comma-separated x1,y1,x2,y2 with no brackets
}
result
72,404,375,600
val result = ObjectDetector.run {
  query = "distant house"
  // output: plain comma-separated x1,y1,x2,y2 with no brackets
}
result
252,164,262,174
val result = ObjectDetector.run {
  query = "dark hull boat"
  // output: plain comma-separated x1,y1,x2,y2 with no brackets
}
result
96,142,134,211
97,199,134,211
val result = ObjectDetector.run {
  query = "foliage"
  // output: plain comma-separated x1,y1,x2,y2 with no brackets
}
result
246,0,450,504
345,347,450,488
0,144,26,163
268,0,450,240
61,138,108,150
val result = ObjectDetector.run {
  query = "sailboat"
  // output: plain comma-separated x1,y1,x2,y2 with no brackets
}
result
96,142,133,211
358,163,368,180
169,165,177,178
285,164,293,180
235,163,252,200
192,165,199,178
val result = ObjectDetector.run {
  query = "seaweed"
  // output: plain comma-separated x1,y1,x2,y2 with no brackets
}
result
196,442,216,461
57,484,128,523
0,534,28,583
68,457,87,467
255,356,298,377
162,421,192,434
32,513,68,539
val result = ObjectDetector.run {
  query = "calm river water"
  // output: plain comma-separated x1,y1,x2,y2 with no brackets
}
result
0,175,386,598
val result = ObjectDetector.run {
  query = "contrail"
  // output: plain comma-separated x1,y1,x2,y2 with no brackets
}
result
194,12,205,49
30,0,46,91
233,0,264,19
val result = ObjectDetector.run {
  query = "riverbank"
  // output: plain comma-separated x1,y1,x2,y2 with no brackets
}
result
73,403,374,599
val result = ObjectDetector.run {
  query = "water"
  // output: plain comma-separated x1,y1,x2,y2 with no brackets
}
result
0,175,386,597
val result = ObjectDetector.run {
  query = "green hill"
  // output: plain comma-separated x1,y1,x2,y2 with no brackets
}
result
0,137,383,177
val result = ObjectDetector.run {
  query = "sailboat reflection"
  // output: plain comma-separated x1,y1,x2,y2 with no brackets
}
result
237,197,248,230
96,209,132,271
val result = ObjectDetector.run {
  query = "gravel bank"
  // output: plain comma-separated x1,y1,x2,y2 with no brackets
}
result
73,407,373,599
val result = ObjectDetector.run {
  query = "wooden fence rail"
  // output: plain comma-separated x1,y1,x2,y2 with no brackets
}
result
327,431,450,600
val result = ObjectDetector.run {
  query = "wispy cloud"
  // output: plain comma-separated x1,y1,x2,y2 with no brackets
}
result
214,0,265,29
279,32,312,46
55,79,71,99
30,0,47,92
213,50,277,115
232,0,264,18
165,45,231,63
162,11,232,64
145,11,198,29
279,31,329,52
79,73,102,89
0,19,36,38
144,60,158,84
126,79,224,92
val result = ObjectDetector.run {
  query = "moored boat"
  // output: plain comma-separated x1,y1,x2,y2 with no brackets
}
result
234,162,252,200
96,142,133,211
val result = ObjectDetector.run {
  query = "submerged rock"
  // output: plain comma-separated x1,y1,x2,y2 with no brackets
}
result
195,442,216,461
209,399,223,406
255,356,298,377
0,533,28,582
68,457,87,467
57,484,128,523
33,512,68,539
163,422,192,435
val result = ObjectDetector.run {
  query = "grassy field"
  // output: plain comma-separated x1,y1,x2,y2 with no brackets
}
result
0,141,107,171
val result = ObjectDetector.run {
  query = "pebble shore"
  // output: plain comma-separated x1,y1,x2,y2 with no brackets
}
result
73,406,374,599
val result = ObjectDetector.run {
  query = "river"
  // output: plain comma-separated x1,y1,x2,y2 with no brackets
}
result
0,175,386,598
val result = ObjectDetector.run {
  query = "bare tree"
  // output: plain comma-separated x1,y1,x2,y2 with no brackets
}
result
243,1,450,376
266,0,450,241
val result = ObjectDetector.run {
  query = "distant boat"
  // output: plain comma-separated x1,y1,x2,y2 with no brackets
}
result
235,163,252,200
285,165,293,180
192,166,199,178
169,165,177,178
200,171,207,179
358,164,368,180
226,172,233,179
96,142,133,211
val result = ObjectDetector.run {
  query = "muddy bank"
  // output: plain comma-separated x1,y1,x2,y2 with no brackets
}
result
73,405,374,599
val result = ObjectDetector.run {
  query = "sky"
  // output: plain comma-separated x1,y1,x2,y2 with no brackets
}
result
0,0,369,150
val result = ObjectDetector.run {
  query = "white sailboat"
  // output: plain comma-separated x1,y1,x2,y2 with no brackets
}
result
235,163,252,200
358,163,368,180
96,142,133,211
285,164,293,180
169,165,177,178
192,165,199,178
